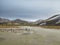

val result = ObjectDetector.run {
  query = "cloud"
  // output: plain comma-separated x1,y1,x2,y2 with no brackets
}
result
0,0,60,21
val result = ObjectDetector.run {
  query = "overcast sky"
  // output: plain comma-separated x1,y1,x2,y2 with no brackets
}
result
0,0,60,21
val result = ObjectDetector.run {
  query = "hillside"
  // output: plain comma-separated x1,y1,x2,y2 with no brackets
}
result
0,18,33,26
36,14,60,26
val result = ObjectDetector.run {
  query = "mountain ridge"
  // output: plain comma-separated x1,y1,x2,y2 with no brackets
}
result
37,14,60,26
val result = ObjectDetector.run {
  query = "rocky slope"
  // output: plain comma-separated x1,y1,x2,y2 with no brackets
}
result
36,14,60,26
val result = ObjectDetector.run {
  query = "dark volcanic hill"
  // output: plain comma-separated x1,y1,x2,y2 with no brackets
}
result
36,14,60,26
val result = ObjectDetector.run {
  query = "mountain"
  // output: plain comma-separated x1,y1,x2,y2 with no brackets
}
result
11,19,28,23
37,14,60,26
46,14,60,25
1,14,60,26
0,18,34,26
35,19,44,24
0,18,10,23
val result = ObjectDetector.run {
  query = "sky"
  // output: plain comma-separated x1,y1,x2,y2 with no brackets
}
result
0,0,60,21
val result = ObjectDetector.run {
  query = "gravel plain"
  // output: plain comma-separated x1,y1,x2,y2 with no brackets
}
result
0,26,60,45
